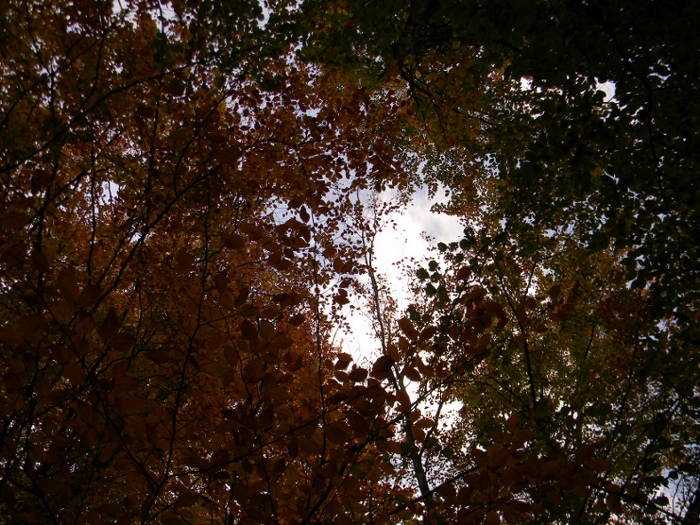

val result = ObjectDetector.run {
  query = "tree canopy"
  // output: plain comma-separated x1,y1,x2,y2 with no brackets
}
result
1,0,698,524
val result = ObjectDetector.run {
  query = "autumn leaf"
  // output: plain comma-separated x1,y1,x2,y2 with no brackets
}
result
1,0,698,523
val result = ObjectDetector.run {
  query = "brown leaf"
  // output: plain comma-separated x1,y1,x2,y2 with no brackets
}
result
269,332,294,349
325,421,351,444
396,390,411,412
222,233,246,250
348,367,368,382
64,363,86,386
371,355,394,379
578,444,597,462
210,450,230,467
584,458,612,472
288,313,305,326
259,320,275,342
161,517,187,525
398,317,419,340
533,323,548,333
240,320,258,340
174,490,200,509
549,284,562,300
403,366,421,382
546,489,562,507
346,410,371,437
506,413,521,432
1,211,30,229
57,268,81,303
336,352,353,363
455,266,472,281
111,332,136,352
439,482,457,505
334,291,350,305
411,426,426,442
297,435,323,455
513,429,536,442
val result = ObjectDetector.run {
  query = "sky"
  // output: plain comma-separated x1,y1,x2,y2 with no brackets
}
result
337,185,463,361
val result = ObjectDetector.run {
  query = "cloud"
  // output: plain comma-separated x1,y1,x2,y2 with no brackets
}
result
339,186,462,360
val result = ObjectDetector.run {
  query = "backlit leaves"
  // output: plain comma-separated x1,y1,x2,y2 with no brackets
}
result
0,0,412,522
2,0,699,524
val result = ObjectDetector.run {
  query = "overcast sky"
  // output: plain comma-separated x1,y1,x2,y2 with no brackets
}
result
338,186,463,360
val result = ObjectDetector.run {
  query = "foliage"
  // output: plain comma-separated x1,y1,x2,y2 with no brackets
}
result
0,1,412,522
297,0,700,522
1,0,698,524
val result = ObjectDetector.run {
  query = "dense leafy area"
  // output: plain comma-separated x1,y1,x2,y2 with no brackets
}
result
1,0,698,524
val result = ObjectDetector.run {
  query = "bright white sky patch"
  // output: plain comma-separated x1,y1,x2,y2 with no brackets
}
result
339,186,463,360
596,80,616,103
